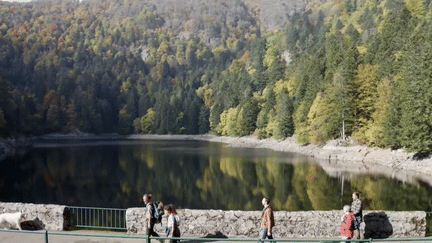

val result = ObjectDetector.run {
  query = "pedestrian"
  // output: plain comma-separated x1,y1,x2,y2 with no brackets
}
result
164,204,181,243
259,197,275,242
351,192,363,239
340,205,354,243
143,193,160,237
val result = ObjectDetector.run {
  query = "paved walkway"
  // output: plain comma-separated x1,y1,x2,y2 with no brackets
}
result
0,230,431,243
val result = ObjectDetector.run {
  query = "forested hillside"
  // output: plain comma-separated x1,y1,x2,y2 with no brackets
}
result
1,0,432,152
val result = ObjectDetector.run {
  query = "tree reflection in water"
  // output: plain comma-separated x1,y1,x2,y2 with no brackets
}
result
0,139,431,214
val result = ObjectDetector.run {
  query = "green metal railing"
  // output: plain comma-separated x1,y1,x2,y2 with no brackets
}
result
0,229,431,243
427,212,432,237
66,206,127,230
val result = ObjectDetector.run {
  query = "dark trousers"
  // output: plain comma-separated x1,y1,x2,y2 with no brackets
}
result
169,233,180,243
146,223,160,237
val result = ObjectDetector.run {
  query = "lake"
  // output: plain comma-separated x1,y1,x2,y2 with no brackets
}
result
1,138,431,213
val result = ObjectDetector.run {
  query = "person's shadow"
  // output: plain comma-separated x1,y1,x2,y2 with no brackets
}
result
363,212,393,239
180,231,228,243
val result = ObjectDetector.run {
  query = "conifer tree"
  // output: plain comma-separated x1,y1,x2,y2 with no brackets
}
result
398,21,432,152
256,86,276,138
382,73,403,147
0,108,6,129
274,90,294,139
325,33,344,81
332,45,358,140
118,105,132,135
198,106,210,134
236,97,259,136
209,102,223,133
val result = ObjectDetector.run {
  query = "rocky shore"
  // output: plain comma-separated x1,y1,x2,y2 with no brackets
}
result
127,134,432,185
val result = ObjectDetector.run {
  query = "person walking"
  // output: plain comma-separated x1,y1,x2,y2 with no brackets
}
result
340,205,354,243
143,193,160,237
351,192,362,239
259,197,275,242
164,204,181,243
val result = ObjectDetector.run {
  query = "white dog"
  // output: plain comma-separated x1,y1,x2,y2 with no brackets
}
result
0,212,25,230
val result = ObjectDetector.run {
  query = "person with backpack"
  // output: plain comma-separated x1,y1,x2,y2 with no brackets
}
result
340,205,354,243
143,193,161,237
164,204,181,243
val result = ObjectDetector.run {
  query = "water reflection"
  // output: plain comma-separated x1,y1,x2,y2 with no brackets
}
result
0,139,431,213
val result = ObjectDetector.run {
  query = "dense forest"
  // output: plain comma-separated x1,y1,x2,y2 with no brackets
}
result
1,0,432,152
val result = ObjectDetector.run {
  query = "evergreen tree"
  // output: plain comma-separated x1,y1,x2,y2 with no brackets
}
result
383,74,403,147
325,33,344,81
91,112,104,135
256,86,276,138
153,91,176,134
64,101,78,133
118,105,132,135
184,96,201,134
332,45,358,140
236,96,259,136
198,106,210,134
0,108,5,130
209,102,223,133
274,91,294,139
0,77,17,136
398,21,432,152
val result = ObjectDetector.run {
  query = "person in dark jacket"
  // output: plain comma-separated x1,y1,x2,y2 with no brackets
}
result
351,192,362,239
143,193,160,237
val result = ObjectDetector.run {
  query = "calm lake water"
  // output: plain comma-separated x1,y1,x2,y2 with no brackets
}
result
1,139,432,212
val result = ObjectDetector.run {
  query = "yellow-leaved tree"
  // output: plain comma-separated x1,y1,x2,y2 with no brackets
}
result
352,64,378,142
216,107,238,136
307,91,340,144
363,78,393,146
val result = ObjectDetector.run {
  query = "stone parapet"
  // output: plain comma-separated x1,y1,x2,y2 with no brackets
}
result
0,202,66,231
126,209,426,239
0,202,426,238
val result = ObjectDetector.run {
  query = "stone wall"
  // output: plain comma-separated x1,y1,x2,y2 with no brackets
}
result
0,202,426,238
0,202,66,231
126,209,426,239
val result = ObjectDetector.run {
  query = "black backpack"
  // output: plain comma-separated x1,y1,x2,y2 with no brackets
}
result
151,201,162,224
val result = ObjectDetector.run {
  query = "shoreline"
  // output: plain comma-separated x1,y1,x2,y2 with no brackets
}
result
126,134,432,185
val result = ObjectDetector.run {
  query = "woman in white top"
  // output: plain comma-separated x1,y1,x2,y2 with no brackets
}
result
164,204,180,243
